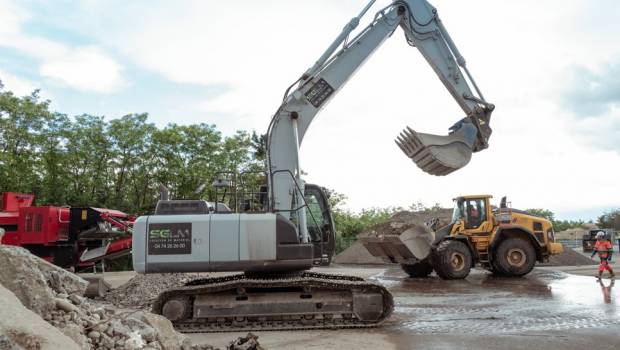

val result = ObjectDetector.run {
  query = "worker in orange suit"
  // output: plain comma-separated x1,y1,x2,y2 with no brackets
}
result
591,231,615,280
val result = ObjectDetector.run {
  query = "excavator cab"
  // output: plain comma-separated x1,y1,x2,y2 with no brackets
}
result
303,184,336,265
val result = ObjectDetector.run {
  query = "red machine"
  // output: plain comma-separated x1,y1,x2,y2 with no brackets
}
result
0,192,134,270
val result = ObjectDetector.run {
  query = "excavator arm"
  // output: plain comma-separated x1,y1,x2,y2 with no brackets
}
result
267,0,494,242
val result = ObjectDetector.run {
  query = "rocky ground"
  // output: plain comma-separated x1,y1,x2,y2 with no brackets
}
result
102,273,200,309
0,245,263,350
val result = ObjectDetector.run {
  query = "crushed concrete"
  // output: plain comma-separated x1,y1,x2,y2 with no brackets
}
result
0,245,263,350
0,283,81,350
226,333,263,350
103,273,199,309
0,245,88,315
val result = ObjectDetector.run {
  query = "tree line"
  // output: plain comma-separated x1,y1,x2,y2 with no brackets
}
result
0,84,264,214
1,82,617,250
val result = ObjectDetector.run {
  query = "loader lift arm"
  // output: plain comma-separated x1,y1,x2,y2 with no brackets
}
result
267,0,494,243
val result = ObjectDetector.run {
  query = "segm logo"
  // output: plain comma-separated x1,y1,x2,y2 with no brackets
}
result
149,227,190,239
149,229,171,239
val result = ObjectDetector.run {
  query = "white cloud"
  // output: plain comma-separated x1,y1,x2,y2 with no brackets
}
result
0,1,125,93
0,69,54,102
0,0,28,35
39,46,124,93
0,69,36,96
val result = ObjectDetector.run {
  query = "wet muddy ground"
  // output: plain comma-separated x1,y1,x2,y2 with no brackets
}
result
192,265,620,349
381,268,619,334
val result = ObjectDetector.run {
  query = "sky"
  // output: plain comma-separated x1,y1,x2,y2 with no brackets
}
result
0,0,619,221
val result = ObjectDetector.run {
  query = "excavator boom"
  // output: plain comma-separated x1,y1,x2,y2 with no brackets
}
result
267,0,494,238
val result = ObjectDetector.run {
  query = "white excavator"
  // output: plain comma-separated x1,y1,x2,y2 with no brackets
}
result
133,0,494,332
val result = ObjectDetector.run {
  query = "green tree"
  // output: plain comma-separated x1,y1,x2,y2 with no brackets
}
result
525,208,585,232
598,209,620,231
525,208,555,221
0,86,60,200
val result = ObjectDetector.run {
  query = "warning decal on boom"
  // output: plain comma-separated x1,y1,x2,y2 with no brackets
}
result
148,223,192,255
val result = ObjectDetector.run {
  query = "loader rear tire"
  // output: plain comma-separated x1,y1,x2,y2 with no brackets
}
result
432,240,472,280
401,260,433,278
492,238,536,277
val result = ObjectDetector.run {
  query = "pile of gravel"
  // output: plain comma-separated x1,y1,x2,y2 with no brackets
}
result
104,274,199,309
539,246,597,266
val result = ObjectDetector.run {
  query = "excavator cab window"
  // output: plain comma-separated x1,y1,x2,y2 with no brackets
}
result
303,185,334,244
304,194,329,242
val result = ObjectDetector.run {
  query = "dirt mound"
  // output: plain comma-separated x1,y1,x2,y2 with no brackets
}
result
334,209,452,265
334,241,386,264
539,246,597,266
104,273,199,309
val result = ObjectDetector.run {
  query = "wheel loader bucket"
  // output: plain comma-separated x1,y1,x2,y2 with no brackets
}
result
396,122,478,176
359,225,435,264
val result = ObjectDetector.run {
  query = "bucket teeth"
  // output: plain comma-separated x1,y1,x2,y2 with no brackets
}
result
395,126,474,176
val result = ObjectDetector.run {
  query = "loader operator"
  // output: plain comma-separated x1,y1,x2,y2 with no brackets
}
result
591,231,615,280
466,201,482,228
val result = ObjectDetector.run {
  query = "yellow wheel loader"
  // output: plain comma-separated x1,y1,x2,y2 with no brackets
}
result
361,195,564,279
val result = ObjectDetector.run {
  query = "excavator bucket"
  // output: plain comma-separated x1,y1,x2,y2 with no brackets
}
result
396,121,479,176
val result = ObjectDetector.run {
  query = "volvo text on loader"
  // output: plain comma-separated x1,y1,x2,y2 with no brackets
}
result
132,0,494,332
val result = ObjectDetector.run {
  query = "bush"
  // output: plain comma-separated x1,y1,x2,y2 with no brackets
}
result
333,207,400,253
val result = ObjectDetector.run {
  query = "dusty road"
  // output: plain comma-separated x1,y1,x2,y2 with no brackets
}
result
188,265,619,350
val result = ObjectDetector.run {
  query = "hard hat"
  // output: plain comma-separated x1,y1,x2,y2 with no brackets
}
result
596,231,606,239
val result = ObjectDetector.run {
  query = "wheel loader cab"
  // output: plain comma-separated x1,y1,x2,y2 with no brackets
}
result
450,195,494,235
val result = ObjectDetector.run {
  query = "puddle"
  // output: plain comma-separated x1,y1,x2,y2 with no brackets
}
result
375,267,619,334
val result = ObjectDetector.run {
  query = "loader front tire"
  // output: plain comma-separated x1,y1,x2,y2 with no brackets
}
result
432,240,472,280
401,260,433,278
492,238,536,277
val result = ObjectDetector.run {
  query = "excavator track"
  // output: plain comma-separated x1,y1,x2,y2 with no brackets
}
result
152,271,393,333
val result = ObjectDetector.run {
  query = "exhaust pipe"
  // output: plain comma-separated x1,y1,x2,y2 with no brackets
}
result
159,184,170,201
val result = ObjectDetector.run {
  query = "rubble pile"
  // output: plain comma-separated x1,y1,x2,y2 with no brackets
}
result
0,245,263,350
104,273,199,309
